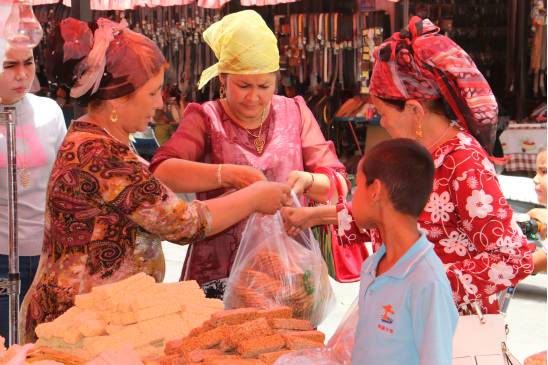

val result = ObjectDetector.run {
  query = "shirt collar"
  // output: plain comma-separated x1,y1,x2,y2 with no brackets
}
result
0,94,28,111
362,232,433,279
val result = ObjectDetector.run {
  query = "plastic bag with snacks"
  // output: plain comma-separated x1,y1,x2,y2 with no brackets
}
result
273,297,359,365
224,210,335,327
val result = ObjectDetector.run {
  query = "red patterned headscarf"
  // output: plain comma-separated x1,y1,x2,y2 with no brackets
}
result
370,16,498,151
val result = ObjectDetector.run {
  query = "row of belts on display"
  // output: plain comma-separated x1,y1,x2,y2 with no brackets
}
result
276,12,357,94
274,12,385,128
127,5,222,101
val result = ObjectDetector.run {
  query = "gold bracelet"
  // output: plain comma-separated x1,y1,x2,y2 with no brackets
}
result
216,164,223,187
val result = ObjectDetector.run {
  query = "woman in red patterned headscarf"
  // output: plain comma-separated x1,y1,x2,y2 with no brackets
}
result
283,17,533,315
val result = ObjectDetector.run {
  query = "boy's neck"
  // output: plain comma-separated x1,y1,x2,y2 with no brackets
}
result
376,214,421,277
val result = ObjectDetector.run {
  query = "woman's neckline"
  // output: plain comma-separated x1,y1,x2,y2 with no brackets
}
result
217,98,272,131
76,116,131,147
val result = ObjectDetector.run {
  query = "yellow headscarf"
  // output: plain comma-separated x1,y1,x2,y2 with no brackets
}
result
197,10,280,90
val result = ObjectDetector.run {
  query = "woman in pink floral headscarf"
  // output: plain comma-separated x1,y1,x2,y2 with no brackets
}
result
19,17,290,342
284,17,533,315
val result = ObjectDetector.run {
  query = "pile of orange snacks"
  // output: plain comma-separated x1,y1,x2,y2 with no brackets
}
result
149,306,326,365
224,249,333,326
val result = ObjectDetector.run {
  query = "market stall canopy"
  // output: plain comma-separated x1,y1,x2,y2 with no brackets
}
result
32,0,298,9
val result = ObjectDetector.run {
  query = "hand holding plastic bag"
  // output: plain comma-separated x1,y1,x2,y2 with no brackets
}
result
224,194,335,326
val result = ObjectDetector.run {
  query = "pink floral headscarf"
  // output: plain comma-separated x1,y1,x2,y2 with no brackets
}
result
50,17,165,100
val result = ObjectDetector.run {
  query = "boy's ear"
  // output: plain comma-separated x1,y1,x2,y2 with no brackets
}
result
370,179,383,202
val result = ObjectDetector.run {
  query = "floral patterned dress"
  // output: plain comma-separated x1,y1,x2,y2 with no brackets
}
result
20,121,211,342
341,131,533,314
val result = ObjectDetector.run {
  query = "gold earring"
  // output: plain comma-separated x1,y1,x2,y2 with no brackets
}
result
415,120,423,139
110,108,118,123
219,84,226,99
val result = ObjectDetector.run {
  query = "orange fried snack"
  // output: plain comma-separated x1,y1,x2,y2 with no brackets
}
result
256,307,293,320
279,330,325,344
164,338,184,355
285,336,325,351
196,325,230,348
268,318,313,331
221,317,274,351
184,348,224,362
236,334,286,359
210,308,258,326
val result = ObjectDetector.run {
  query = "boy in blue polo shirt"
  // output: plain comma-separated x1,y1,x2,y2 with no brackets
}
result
351,139,458,365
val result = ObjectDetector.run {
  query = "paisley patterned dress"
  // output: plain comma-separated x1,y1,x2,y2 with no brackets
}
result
19,121,211,342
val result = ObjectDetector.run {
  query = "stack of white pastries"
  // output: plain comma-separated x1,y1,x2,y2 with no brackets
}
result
34,273,224,360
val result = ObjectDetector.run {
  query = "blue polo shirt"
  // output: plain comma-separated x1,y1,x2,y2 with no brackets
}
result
352,233,458,365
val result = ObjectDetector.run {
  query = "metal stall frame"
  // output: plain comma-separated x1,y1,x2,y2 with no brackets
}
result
0,106,20,346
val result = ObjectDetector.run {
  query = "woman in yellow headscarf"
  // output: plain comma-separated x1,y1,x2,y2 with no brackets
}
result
150,10,347,298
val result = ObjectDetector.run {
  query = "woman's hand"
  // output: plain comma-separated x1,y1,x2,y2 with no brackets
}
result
222,164,267,189
528,208,547,240
287,170,314,197
249,181,292,214
281,206,315,236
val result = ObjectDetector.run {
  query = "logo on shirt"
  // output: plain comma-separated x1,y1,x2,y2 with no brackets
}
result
381,304,395,323
378,304,395,334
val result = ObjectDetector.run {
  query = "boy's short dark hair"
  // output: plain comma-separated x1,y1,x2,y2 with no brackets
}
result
361,138,434,216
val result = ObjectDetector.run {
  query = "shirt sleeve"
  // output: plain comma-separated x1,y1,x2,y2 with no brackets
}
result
149,103,208,172
410,280,458,365
337,201,383,249
295,96,346,175
443,148,533,312
80,137,211,244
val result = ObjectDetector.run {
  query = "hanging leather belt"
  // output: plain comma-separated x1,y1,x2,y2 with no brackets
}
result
323,13,330,84
298,13,305,83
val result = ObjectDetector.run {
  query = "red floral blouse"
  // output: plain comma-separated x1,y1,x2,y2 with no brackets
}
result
340,132,533,314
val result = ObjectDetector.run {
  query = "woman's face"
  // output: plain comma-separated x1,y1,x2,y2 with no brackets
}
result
0,47,35,105
533,150,547,205
224,73,276,120
113,69,165,134
371,95,415,139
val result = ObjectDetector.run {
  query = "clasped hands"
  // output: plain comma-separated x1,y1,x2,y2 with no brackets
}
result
220,165,315,234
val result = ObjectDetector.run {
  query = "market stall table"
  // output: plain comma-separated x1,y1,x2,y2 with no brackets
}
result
500,122,547,174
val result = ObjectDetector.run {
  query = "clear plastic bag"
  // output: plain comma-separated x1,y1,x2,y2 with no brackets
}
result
273,297,359,365
326,297,359,364
133,229,165,283
273,349,342,365
224,208,335,326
